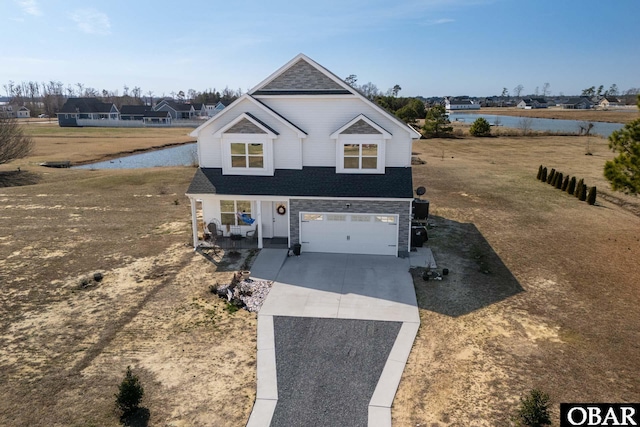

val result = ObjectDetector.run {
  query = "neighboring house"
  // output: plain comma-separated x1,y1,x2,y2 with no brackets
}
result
599,96,622,109
186,54,422,257
57,98,119,127
561,97,593,109
191,103,207,117
142,110,172,124
120,105,152,120
205,101,225,117
445,98,481,111
154,100,195,119
16,106,30,118
517,97,548,109
0,104,30,118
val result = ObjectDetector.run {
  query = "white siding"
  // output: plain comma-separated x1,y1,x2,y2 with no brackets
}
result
258,97,413,168
197,98,302,169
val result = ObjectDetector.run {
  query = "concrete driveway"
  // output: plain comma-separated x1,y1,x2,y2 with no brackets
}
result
247,250,420,427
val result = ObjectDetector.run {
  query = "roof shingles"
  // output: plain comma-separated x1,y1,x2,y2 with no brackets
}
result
187,167,413,199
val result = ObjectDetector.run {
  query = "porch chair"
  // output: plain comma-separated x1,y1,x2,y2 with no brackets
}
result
204,218,223,247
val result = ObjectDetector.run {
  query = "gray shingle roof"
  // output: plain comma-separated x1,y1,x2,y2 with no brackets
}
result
255,59,351,95
59,98,116,113
187,167,413,198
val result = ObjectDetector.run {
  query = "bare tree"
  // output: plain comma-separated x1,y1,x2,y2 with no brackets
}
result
542,82,551,97
0,114,35,165
518,117,533,135
513,84,524,98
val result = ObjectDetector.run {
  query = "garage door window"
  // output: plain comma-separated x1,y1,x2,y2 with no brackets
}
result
327,214,346,221
303,213,323,221
351,215,371,222
375,215,396,224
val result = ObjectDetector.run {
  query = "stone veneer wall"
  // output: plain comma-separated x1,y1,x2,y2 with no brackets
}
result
289,199,411,256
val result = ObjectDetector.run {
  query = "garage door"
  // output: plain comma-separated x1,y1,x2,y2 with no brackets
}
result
300,212,399,256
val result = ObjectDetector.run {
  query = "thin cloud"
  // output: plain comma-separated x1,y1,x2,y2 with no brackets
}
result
423,18,456,26
16,0,42,16
70,9,111,35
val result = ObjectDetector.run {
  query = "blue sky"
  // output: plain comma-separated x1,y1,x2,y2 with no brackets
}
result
1,0,638,98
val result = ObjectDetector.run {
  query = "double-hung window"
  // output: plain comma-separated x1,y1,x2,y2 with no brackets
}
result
220,200,252,226
343,143,378,170
231,142,264,168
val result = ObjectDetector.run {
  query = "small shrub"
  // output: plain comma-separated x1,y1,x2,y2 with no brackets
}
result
587,186,597,205
547,168,556,184
555,172,563,189
514,389,551,427
115,366,144,416
575,178,584,198
536,165,543,180
469,117,491,136
567,176,576,195
579,183,587,201
540,167,548,182
561,175,569,191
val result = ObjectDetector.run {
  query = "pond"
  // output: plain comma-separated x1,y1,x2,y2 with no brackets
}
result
449,112,624,137
74,143,197,169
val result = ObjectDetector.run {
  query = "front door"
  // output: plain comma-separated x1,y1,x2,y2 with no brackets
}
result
273,202,288,237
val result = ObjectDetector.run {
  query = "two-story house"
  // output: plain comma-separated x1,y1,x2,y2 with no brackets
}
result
186,54,421,257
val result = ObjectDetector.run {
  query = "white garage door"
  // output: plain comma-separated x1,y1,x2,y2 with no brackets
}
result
300,212,399,256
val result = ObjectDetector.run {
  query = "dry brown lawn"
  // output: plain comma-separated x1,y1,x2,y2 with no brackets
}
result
1,128,639,426
18,122,195,165
393,135,640,426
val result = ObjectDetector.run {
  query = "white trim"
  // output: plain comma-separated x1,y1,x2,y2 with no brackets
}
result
335,135,386,174
184,194,412,202
221,134,274,176
330,114,392,139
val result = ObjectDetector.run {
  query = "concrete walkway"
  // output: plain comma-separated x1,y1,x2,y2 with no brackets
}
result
247,251,420,427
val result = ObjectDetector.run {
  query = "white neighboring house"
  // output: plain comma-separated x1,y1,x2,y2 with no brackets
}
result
599,97,622,109
517,97,549,109
186,54,422,256
0,104,30,118
205,101,226,117
445,98,481,111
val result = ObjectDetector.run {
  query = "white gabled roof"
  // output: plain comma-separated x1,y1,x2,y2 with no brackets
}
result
330,114,392,139
214,112,278,138
189,94,307,138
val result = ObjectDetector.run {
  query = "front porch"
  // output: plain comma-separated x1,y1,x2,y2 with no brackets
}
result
188,196,291,250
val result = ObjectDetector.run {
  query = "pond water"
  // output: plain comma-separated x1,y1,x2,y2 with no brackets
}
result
74,143,197,169
449,112,624,137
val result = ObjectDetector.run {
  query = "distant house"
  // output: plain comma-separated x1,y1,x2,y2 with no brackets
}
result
561,97,593,110
57,98,119,126
517,97,548,109
599,97,622,109
0,104,30,118
191,103,207,117
154,100,195,119
205,101,226,117
445,98,481,111
142,110,172,124
120,105,152,120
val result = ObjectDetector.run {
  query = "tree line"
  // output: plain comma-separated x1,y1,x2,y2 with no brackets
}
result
2,80,242,117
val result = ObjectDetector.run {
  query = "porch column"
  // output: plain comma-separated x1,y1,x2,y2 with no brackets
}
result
190,197,199,249
256,201,263,249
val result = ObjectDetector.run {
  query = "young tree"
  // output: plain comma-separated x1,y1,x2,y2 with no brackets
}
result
115,366,144,415
541,82,551,97
518,117,533,135
604,95,640,194
0,114,35,165
422,105,453,137
514,389,551,427
469,117,491,136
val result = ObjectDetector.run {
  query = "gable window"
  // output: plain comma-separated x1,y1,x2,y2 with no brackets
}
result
231,142,264,168
343,143,378,170
220,200,252,226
